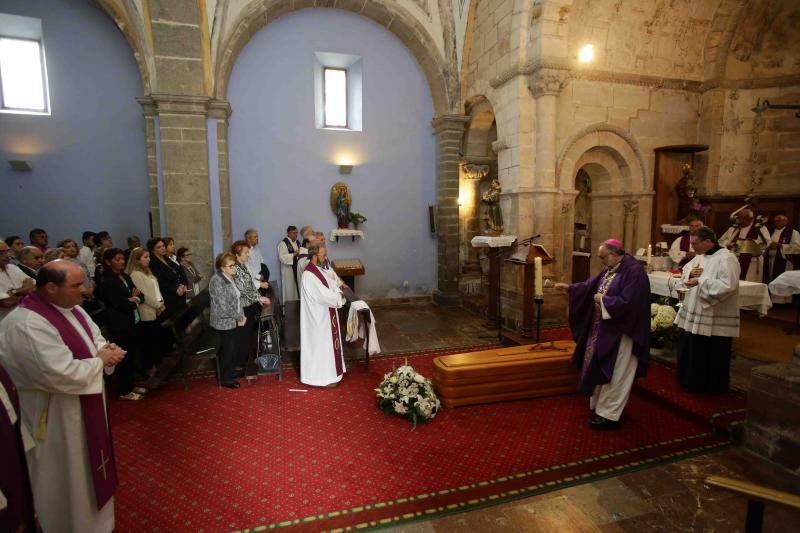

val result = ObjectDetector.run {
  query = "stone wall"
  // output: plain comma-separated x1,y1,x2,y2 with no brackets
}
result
702,86,800,196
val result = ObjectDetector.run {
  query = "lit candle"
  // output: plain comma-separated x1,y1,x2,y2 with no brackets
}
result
647,244,652,265
534,257,543,297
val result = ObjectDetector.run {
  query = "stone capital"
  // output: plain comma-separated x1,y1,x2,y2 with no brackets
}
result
208,99,232,120
528,68,570,98
136,96,157,117
431,114,470,134
148,94,212,115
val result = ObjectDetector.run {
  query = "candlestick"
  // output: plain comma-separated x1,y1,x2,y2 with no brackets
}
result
534,257,543,297
646,244,652,265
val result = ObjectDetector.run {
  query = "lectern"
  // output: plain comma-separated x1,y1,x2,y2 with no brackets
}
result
507,244,554,338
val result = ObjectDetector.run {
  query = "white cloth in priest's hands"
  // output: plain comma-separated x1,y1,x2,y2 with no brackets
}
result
346,300,381,355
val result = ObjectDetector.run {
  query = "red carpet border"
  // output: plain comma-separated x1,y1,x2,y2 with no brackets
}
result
110,331,745,532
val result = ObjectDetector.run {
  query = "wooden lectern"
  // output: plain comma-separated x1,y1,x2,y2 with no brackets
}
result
507,244,554,338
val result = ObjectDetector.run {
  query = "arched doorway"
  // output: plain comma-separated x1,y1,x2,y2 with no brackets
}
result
557,125,650,279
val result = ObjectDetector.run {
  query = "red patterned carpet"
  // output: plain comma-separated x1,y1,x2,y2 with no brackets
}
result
110,337,745,532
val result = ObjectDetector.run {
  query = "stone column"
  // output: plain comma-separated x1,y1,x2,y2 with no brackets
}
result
136,96,161,237
209,99,233,249
528,68,569,276
432,115,470,305
151,95,214,274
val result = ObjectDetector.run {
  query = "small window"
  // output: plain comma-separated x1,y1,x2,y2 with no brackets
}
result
323,67,347,128
0,36,49,114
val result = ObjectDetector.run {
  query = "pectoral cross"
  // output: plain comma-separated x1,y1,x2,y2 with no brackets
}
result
97,449,110,480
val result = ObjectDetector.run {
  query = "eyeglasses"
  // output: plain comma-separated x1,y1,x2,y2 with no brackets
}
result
223,263,235,269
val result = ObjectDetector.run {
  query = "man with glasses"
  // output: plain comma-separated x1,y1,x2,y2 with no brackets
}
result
0,241,36,324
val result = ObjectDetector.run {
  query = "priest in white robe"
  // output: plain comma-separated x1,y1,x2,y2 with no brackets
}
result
300,243,346,387
673,227,740,393
0,261,126,533
668,218,703,267
277,226,301,303
764,215,800,302
718,209,770,282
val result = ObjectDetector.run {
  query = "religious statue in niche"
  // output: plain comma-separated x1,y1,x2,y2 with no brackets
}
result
330,182,352,229
481,177,504,235
675,163,709,223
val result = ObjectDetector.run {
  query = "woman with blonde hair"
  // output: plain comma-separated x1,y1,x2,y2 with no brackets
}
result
128,247,166,376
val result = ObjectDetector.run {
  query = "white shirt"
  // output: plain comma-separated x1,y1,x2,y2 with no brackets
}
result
0,264,33,323
78,246,96,277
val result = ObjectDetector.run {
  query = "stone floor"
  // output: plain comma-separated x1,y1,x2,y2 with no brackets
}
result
383,447,800,532
361,302,800,533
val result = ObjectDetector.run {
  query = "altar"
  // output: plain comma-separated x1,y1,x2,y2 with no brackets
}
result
648,271,772,316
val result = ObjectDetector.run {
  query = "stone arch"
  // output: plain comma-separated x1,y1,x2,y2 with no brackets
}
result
556,124,648,193
215,1,455,114
462,95,497,158
94,0,153,94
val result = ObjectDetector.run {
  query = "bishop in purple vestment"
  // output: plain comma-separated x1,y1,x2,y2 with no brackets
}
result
556,239,651,430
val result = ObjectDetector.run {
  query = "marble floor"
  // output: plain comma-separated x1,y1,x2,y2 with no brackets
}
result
383,447,800,533
364,302,800,533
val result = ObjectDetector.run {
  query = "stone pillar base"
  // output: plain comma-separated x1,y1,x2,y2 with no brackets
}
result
745,363,800,474
433,289,462,307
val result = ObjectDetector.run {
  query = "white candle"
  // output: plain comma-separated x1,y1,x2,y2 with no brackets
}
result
534,257,543,297
647,244,652,265
579,235,586,250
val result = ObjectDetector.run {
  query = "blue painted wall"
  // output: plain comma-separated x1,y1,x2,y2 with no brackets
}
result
228,9,437,298
0,0,149,246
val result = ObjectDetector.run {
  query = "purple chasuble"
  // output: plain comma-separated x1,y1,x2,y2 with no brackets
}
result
305,263,344,376
0,365,39,532
19,292,117,509
764,226,794,283
734,224,759,280
567,254,651,394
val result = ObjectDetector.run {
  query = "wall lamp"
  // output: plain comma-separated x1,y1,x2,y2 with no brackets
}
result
339,164,353,174
8,160,33,171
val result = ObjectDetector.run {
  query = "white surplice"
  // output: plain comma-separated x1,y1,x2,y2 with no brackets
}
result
277,240,299,303
246,245,265,286
673,247,740,338
0,305,114,533
300,267,346,386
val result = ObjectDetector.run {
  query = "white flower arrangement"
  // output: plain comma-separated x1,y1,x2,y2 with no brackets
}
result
650,298,679,348
375,359,441,428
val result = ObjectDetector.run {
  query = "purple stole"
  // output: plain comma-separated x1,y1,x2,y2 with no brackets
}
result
19,292,117,509
282,237,300,254
293,253,309,293
305,263,344,376
735,224,759,280
0,365,38,532
764,226,794,282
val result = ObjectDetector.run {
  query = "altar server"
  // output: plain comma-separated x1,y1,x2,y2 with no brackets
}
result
300,243,346,387
0,261,127,533
673,226,740,393
277,226,301,303
555,239,651,430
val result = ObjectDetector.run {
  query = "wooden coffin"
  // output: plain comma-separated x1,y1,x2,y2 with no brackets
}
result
432,340,578,408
